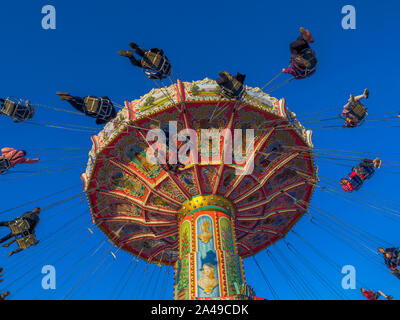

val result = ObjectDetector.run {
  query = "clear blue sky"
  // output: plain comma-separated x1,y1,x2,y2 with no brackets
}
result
0,0,399,300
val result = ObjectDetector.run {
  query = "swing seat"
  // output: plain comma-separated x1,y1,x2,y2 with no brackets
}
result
9,218,30,235
83,97,114,121
349,101,368,122
0,98,34,122
16,234,37,250
220,83,245,100
340,101,368,127
290,48,318,79
343,174,363,192
359,166,375,180
219,78,246,100
142,52,172,79
0,158,10,175
349,177,362,191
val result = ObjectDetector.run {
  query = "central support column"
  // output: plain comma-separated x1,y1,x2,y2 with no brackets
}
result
175,195,253,300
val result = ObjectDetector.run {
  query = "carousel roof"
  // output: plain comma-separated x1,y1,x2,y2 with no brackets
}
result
81,78,317,266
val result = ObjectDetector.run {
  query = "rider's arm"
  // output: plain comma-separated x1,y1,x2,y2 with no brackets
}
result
21,157,39,164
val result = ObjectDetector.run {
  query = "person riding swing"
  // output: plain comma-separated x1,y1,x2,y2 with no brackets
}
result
118,42,172,80
341,89,369,128
0,147,39,175
0,98,34,123
0,207,41,257
283,27,317,79
216,71,246,100
361,288,393,300
56,92,117,125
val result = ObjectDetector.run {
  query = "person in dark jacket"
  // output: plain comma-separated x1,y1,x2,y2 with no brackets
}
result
283,27,317,79
355,158,381,181
56,92,117,125
0,98,34,123
0,207,41,257
216,71,246,99
118,42,171,80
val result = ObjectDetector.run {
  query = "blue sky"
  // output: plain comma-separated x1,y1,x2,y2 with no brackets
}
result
0,0,399,300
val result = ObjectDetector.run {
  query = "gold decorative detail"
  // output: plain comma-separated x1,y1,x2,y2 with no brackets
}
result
178,194,235,221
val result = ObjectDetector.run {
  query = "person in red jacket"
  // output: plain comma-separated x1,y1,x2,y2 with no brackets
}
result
361,288,393,300
349,168,360,181
340,167,363,191
0,147,39,171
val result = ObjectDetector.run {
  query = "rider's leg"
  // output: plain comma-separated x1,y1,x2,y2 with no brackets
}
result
352,89,369,103
0,221,10,227
0,233,13,244
300,27,314,43
118,50,142,67
67,97,86,114
8,248,23,258
290,36,310,55
129,42,146,57
373,158,382,168
129,56,142,67
360,159,374,168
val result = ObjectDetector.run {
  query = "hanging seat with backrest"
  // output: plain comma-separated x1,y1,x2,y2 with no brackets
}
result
217,73,246,100
83,96,114,121
0,98,34,123
8,218,31,235
290,48,318,79
358,165,375,181
141,51,172,80
0,157,11,175
8,217,38,250
16,233,38,250
340,100,368,127
344,174,363,191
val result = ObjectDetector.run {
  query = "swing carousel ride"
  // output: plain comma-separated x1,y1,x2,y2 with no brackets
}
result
1,29,400,302
81,79,316,299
